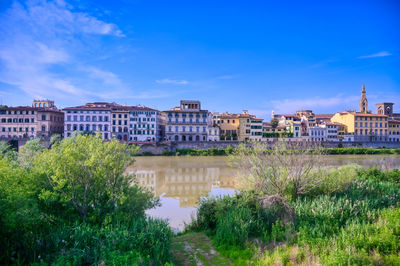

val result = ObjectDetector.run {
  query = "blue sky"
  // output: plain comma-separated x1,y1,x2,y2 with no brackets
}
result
0,0,399,120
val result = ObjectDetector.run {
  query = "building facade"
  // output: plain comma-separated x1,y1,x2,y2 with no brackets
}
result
388,120,400,142
165,100,211,142
214,112,239,140
331,111,388,141
249,117,263,141
308,127,326,142
0,100,63,139
128,106,165,142
111,108,130,141
63,102,114,140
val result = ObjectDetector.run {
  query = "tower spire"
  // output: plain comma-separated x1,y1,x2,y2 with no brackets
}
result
360,83,368,113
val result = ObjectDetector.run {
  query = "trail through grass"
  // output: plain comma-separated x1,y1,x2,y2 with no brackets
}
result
172,232,231,265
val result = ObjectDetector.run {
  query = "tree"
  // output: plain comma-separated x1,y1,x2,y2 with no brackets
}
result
19,139,45,168
34,134,156,224
229,141,326,200
271,118,279,129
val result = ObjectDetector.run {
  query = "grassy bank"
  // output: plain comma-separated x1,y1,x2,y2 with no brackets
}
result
184,166,400,265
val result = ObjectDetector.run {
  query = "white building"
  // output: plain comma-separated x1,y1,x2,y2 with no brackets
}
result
320,122,339,142
290,121,303,138
63,102,115,140
208,126,220,141
249,117,263,141
128,106,165,142
308,127,326,142
164,100,213,142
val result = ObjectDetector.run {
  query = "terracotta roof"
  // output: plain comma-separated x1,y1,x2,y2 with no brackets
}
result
337,111,388,117
315,114,334,118
0,106,62,113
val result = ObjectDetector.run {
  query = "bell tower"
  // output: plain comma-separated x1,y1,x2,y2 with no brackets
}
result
359,83,368,113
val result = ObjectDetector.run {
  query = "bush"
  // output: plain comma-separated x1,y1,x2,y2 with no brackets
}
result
0,135,173,265
50,218,173,265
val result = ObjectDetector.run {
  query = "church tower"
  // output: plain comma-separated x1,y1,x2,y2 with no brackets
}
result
360,83,368,113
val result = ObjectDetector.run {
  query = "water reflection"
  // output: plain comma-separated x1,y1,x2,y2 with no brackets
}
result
128,155,400,231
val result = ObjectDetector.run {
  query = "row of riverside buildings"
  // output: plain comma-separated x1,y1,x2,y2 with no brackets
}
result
1,84,400,143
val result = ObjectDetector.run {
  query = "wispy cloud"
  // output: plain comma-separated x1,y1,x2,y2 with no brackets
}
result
358,51,392,59
270,95,359,114
216,75,235,80
0,0,125,103
309,59,337,69
156,78,189,85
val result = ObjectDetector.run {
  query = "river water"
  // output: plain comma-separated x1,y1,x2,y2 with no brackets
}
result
127,155,400,231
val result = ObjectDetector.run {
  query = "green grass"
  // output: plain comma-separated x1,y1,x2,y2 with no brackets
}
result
185,167,400,265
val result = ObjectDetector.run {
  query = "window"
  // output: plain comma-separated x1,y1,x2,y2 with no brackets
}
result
41,125,46,132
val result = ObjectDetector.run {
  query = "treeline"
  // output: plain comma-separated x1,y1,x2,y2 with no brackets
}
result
155,147,400,156
185,142,400,264
325,147,400,154
0,135,173,265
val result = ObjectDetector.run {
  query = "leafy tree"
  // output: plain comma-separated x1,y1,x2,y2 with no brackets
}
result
271,118,279,129
49,134,62,147
18,138,45,168
34,134,156,224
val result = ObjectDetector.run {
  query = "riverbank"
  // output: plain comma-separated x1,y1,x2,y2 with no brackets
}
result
178,166,400,265
137,147,400,156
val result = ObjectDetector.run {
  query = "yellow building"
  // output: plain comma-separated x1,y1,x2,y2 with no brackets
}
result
388,120,400,142
215,113,239,140
331,111,388,141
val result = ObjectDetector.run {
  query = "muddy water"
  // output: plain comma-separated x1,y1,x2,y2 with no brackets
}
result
127,155,400,231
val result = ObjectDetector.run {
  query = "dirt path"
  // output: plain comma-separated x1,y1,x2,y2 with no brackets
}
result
171,232,232,266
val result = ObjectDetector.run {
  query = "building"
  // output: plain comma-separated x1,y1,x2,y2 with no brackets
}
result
63,102,115,140
208,126,220,141
376,102,400,121
388,120,400,142
215,112,239,140
331,111,388,141
262,122,286,134
360,83,368,113
165,100,211,142
249,117,263,141
111,107,130,141
0,100,64,139
308,127,326,142
315,114,334,125
128,106,165,142
237,111,252,141
320,122,344,141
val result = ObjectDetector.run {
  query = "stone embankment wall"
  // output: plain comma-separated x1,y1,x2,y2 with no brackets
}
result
137,140,400,154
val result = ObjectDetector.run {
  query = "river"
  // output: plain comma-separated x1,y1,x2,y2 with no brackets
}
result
127,155,400,231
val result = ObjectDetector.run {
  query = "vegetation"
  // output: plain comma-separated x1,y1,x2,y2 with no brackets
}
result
187,141,400,265
175,146,234,156
0,135,173,265
145,146,400,156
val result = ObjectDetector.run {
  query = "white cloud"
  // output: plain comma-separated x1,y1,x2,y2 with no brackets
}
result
156,78,189,85
216,75,235,80
358,51,392,59
271,95,360,114
83,67,123,86
0,0,125,103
